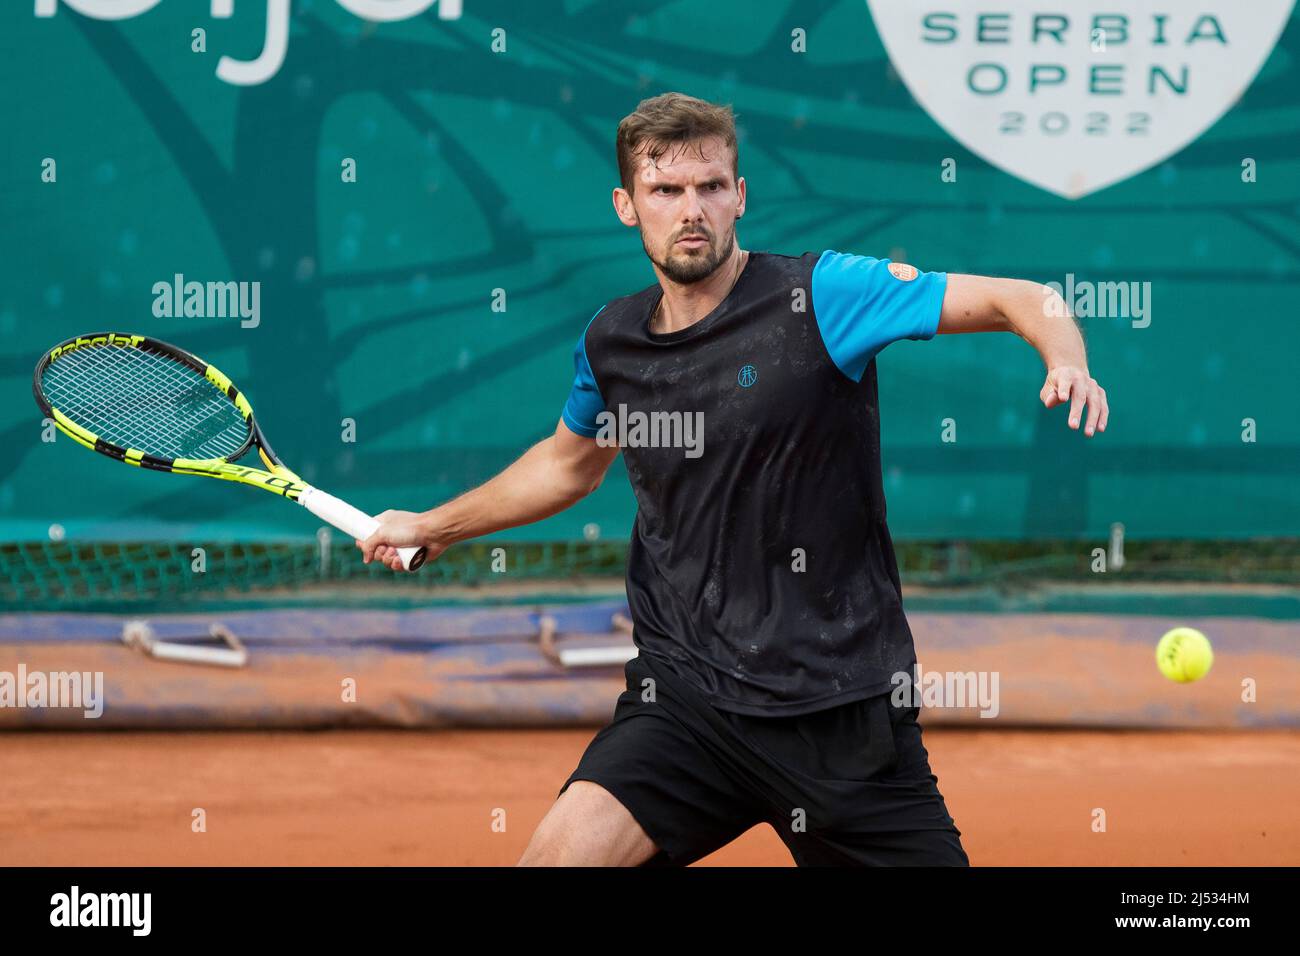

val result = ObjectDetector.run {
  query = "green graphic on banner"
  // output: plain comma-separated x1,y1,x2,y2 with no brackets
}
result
1,2,1297,547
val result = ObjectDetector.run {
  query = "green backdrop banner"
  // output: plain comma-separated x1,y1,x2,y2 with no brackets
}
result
2,1,1297,544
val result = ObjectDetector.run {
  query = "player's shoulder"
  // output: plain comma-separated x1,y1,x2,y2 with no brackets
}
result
811,249,931,290
747,249,888,297
762,249,823,281
773,248,896,288
811,248,887,275
580,282,656,344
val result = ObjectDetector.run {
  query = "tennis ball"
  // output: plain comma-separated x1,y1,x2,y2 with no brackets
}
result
1156,627,1213,683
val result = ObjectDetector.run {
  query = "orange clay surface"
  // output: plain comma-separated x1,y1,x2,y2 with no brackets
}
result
1,727,1296,866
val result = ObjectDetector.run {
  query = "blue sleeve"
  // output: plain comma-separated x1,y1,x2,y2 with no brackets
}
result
811,249,948,381
560,306,606,438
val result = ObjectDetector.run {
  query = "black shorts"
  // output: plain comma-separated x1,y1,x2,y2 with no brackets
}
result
561,654,969,866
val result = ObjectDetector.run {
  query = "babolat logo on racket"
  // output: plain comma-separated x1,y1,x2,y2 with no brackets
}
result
214,465,303,496
50,333,143,359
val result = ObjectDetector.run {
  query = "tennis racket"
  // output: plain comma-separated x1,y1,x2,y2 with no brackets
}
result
33,332,426,571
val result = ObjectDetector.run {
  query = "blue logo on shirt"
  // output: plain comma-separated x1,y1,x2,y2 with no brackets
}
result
737,365,757,388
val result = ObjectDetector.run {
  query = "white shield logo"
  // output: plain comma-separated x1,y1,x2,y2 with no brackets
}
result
866,0,1295,199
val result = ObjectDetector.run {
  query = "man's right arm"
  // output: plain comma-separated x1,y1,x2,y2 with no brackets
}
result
359,421,618,570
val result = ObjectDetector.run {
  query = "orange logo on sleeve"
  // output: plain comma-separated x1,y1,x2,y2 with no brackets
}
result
888,262,919,281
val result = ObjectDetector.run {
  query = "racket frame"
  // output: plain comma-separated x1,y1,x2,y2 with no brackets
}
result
34,331,425,571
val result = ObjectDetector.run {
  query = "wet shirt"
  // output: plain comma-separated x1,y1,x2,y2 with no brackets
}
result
562,250,947,716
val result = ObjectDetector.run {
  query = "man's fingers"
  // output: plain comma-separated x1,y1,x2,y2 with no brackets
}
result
1043,371,1109,436
1068,378,1085,429
358,516,420,571
358,539,405,570
1084,384,1103,436
359,533,385,564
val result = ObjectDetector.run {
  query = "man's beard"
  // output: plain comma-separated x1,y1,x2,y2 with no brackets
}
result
646,228,736,285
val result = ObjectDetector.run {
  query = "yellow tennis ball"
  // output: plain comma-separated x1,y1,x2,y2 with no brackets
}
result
1156,627,1213,683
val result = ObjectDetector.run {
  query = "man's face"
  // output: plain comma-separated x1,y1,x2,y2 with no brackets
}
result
615,137,746,285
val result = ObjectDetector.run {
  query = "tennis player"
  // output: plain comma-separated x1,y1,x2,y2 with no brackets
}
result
360,93,1108,866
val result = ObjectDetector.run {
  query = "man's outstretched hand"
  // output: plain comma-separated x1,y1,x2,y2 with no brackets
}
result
357,509,443,572
1041,366,1108,437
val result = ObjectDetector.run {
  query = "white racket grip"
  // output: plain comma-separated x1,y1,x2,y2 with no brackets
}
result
297,486,427,571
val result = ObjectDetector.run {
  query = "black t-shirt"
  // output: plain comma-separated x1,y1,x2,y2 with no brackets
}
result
562,249,948,716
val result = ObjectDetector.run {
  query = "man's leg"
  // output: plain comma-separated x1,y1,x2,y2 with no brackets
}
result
781,819,969,866
519,656,766,866
749,693,970,866
518,781,659,866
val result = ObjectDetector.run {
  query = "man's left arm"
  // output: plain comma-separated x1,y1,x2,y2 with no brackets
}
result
938,275,1109,438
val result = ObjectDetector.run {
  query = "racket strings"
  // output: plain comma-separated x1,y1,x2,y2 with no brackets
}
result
42,343,250,461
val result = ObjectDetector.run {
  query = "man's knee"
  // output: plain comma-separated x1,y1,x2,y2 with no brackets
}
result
518,780,659,867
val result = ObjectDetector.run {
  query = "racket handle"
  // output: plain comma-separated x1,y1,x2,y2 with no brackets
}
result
297,487,427,571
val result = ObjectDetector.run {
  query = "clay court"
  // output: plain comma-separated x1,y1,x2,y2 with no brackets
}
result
1,598,1297,866
2,726,1296,866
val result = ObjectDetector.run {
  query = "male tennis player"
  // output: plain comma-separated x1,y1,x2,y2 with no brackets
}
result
360,92,1108,866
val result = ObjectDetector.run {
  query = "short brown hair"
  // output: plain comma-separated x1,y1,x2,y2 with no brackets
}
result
616,92,738,197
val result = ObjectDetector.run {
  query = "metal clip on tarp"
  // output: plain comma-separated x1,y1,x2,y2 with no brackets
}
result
122,620,248,668
537,613,637,668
